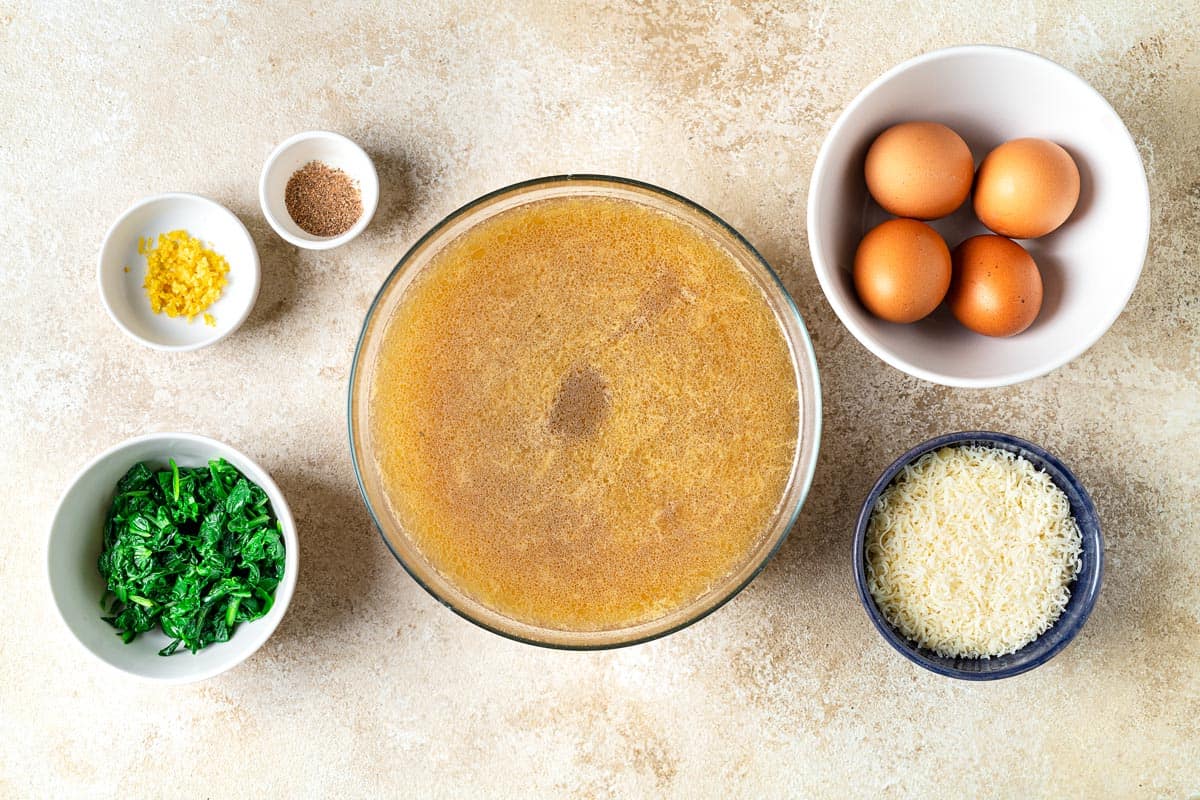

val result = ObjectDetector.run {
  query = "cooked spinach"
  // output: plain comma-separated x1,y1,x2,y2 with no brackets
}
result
98,458,286,656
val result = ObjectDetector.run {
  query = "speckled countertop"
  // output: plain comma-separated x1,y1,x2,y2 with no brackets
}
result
2,2,1197,797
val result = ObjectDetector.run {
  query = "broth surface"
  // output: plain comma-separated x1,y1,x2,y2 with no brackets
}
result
369,195,799,631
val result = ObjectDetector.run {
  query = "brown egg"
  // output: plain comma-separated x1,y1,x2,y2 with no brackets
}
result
948,235,1043,337
974,138,1080,238
864,122,975,219
854,219,952,323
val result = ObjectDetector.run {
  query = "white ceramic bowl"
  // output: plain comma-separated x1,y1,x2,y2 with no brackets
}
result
47,432,298,684
808,45,1150,387
259,130,379,249
98,193,260,351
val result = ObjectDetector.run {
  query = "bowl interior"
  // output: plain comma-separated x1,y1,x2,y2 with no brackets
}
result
854,432,1103,680
98,194,260,350
261,133,379,246
349,175,822,649
810,46,1149,386
47,433,298,683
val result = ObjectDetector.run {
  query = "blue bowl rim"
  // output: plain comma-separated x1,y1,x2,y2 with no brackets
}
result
852,430,1104,680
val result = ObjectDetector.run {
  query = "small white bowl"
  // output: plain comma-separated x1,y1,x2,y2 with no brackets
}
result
47,432,298,684
98,193,261,351
259,130,379,249
808,45,1150,388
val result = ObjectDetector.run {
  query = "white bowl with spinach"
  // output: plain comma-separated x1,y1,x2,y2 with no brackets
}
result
47,432,298,683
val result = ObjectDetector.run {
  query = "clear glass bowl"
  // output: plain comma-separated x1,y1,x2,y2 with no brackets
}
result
348,175,822,648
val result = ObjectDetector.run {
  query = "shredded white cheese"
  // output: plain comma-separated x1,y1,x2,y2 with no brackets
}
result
865,445,1083,659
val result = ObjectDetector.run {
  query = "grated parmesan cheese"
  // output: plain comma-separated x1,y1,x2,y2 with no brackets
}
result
865,445,1082,659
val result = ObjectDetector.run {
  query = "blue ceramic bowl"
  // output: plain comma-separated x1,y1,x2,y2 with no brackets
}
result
853,431,1103,680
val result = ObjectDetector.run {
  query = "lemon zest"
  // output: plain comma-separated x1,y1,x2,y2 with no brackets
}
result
137,230,229,323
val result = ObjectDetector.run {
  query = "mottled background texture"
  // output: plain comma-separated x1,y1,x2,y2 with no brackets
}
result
1,1,1197,797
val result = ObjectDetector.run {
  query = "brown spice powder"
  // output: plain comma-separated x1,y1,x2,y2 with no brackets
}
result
284,160,363,237
548,364,610,439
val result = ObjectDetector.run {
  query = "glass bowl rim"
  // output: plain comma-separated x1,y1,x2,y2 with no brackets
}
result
347,173,823,650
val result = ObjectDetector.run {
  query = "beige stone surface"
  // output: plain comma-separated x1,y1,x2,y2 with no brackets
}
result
1,1,1197,797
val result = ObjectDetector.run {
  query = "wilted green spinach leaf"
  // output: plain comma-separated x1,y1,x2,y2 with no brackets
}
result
98,458,286,656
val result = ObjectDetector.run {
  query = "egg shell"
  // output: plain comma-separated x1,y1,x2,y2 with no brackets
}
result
948,235,1044,337
864,122,975,220
853,218,952,324
974,138,1081,239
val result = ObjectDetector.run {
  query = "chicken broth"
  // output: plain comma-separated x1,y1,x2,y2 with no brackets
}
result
368,195,799,631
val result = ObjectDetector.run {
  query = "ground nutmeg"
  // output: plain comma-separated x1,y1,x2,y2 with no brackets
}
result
284,160,363,237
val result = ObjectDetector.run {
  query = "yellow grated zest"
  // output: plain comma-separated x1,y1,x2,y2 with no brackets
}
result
139,229,230,323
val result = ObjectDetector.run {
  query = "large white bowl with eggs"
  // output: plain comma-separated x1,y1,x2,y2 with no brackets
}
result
807,45,1150,388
